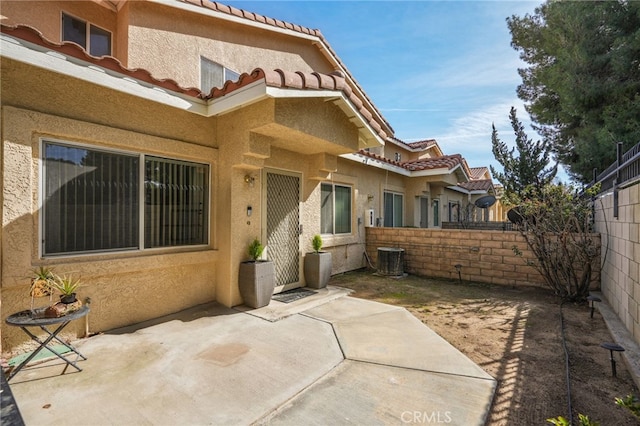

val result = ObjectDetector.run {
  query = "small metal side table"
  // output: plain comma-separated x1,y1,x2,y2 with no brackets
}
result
5,305,89,381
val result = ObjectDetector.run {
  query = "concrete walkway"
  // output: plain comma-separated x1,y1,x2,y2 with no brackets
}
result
8,287,496,425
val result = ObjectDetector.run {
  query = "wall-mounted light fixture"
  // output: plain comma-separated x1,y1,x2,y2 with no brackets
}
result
247,205,253,217
244,174,255,187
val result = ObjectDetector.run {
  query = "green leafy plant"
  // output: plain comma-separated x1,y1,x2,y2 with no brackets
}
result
247,238,264,262
51,274,82,296
312,234,323,253
615,394,640,419
547,414,598,426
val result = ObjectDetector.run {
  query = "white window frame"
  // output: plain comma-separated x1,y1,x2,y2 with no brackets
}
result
320,182,353,236
40,138,210,257
61,12,112,57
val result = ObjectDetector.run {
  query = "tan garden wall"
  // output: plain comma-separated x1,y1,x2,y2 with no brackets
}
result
594,184,640,344
365,227,601,289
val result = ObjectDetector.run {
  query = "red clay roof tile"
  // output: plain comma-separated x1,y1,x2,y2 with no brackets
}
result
357,150,470,174
458,179,494,192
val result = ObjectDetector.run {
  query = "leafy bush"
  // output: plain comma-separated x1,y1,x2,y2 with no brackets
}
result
511,184,600,301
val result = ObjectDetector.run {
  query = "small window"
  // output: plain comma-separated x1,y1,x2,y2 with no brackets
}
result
200,57,240,94
433,199,440,227
383,191,403,227
62,12,111,56
321,183,352,235
43,141,209,256
394,152,401,162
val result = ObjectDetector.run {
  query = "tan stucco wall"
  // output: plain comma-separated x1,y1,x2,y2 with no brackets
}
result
594,184,640,344
1,106,219,350
2,59,217,147
126,1,334,90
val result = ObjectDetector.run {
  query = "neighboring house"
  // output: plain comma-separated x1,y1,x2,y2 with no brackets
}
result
0,0,498,350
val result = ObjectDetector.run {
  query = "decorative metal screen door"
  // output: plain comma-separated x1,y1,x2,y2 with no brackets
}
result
264,170,301,293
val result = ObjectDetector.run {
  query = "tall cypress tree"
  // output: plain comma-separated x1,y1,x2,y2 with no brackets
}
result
490,107,557,203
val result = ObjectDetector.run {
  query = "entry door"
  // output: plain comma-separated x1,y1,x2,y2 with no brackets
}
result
264,170,301,293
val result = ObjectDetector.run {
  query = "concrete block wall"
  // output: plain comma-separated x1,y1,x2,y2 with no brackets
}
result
365,227,601,289
594,184,640,344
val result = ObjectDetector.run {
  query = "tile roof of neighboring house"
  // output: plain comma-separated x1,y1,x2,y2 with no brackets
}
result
385,137,443,157
469,167,489,180
179,0,393,134
406,139,438,150
0,23,386,140
357,150,472,176
458,179,494,192
404,154,472,176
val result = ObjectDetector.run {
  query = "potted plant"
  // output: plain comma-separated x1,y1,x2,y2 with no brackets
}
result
304,234,332,289
51,274,82,304
29,266,55,313
238,238,275,308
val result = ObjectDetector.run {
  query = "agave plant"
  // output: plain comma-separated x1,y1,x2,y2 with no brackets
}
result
51,274,82,296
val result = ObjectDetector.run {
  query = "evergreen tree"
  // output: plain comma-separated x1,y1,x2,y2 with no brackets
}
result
490,107,557,203
507,0,640,183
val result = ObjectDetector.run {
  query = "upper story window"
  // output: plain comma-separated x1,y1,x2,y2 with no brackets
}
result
394,152,401,162
42,140,209,256
321,183,352,235
200,57,240,94
62,12,112,57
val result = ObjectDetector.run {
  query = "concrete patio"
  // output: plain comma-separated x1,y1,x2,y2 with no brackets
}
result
7,286,496,425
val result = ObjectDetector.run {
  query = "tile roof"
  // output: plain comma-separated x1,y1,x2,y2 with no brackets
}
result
458,179,494,192
357,150,471,176
406,139,438,150
178,0,393,134
1,23,386,139
404,154,471,176
182,0,322,37
469,167,489,180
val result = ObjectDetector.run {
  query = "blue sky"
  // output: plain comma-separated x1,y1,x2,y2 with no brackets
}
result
224,1,564,181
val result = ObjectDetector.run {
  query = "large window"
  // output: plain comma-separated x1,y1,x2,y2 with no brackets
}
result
62,12,111,57
383,191,403,227
200,57,240,94
321,183,352,235
43,141,209,256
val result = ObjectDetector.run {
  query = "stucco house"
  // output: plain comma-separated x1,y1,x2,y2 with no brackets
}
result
0,0,499,350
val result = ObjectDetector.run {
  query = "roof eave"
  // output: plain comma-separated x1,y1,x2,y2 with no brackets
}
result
341,153,411,176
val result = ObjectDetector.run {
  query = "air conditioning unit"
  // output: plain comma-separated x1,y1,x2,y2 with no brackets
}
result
365,209,375,227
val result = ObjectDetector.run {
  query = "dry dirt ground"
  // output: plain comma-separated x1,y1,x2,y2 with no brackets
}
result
330,270,640,425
